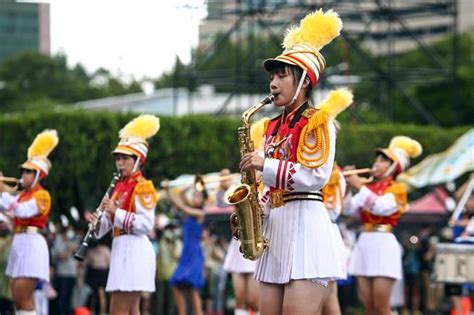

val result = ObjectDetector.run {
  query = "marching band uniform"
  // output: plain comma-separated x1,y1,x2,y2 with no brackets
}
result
319,90,354,280
253,10,348,284
0,130,58,284
223,238,256,274
95,115,159,292
346,136,422,280
323,165,349,279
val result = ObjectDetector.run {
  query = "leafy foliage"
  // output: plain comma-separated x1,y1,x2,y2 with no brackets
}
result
0,52,142,112
0,111,470,218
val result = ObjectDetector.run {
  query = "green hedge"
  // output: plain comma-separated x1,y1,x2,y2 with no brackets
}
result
0,111,471,218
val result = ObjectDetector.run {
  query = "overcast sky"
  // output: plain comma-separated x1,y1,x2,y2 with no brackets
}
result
35,0,207,80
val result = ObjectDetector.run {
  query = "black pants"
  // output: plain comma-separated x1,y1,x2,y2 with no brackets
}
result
54,276,76,315
0,297,14,315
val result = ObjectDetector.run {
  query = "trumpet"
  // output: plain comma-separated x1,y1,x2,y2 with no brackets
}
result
160,173,239,189
0,176,22,192
342,168,374,184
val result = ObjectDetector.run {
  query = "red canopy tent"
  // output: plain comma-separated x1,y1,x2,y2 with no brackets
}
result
400,187,450,224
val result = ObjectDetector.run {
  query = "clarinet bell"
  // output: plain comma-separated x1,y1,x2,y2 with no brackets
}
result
74,243,89,261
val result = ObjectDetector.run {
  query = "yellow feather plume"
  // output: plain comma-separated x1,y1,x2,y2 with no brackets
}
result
251,117,270,150
389,136,423,158
27,129,59,159
317,89,353,118
283,9,342,50
119,115,160,140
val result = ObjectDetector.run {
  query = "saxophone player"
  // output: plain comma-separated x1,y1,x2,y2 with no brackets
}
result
239,9,347,315
0,130,58,315
91,115,159,315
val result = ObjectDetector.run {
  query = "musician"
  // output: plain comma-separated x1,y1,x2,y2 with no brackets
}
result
93,115,159,315
321,164,348,315
344,136,422,315
0,130,59,315
164,175,207,315
445,174,474,314
240,9,347,314
223,119,269,315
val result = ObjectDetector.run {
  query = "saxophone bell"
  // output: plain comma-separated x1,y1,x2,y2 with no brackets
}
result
226,95,271,261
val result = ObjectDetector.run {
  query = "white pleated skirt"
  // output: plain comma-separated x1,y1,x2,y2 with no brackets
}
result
348,232,402,280
6,233,49,282
106,234,156,292
330,223,348,280
254,200,343,284
223,238,257,274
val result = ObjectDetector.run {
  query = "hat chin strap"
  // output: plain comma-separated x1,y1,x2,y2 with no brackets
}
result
31,171,40,189
286,69,307,107
383,162,397,178
132,158,141,174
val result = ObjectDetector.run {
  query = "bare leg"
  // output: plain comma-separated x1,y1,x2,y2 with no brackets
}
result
171,286,187,315
246,274,260,312
322,282,341,315
11,278,38,311
450,296,463,315
260,282,284,315
189,287,203,315
282,280,330,315
372,277,395,315
110,291,141,315
98,287,107,315
356,277,374,314
232,273,247,310
130,293,141,315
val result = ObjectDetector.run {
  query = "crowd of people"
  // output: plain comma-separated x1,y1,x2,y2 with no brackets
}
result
0,7,472,315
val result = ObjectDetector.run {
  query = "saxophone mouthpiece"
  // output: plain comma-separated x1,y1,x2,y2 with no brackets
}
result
267,94,276,103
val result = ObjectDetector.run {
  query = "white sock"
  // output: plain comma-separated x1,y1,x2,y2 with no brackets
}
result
235,309,248,315
16,310,37,315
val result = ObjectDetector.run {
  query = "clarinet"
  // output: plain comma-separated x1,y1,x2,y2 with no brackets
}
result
74,172,121,261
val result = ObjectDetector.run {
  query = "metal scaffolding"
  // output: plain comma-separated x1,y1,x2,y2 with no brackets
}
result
177,0,459,124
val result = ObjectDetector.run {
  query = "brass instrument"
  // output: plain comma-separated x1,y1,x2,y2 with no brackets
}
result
0,176,21,193
225,94,274,260
74,172,121,261
342,168,374,184
160,173,238,189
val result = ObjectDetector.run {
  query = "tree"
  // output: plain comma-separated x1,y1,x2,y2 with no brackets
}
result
0,51,142,112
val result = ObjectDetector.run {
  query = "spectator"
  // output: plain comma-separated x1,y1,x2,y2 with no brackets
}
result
0,213,13,314
85,238,111,315
51,226,78,314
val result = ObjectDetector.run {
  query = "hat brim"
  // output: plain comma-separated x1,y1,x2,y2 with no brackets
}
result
112,147,140,158
375,148,398,163
19,161,40,172
263,58,297,72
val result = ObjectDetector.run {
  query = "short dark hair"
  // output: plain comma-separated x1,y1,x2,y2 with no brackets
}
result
267,62,314,101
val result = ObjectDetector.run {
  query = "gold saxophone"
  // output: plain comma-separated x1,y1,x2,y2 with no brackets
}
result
225,94,274,260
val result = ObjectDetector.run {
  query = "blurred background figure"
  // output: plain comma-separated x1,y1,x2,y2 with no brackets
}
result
202,227,226,315
85,238,111,315
156,224,182,315
51,225,78,315
165,175,207,315
402,235,421,315
0,213,13,314
215,169,233,208
445,175,474,315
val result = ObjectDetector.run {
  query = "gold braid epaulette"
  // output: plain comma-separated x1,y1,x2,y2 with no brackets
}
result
33,189,51,215
385,182,408,213
134,180,158,210
296,108,331,168
322,168,343,210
